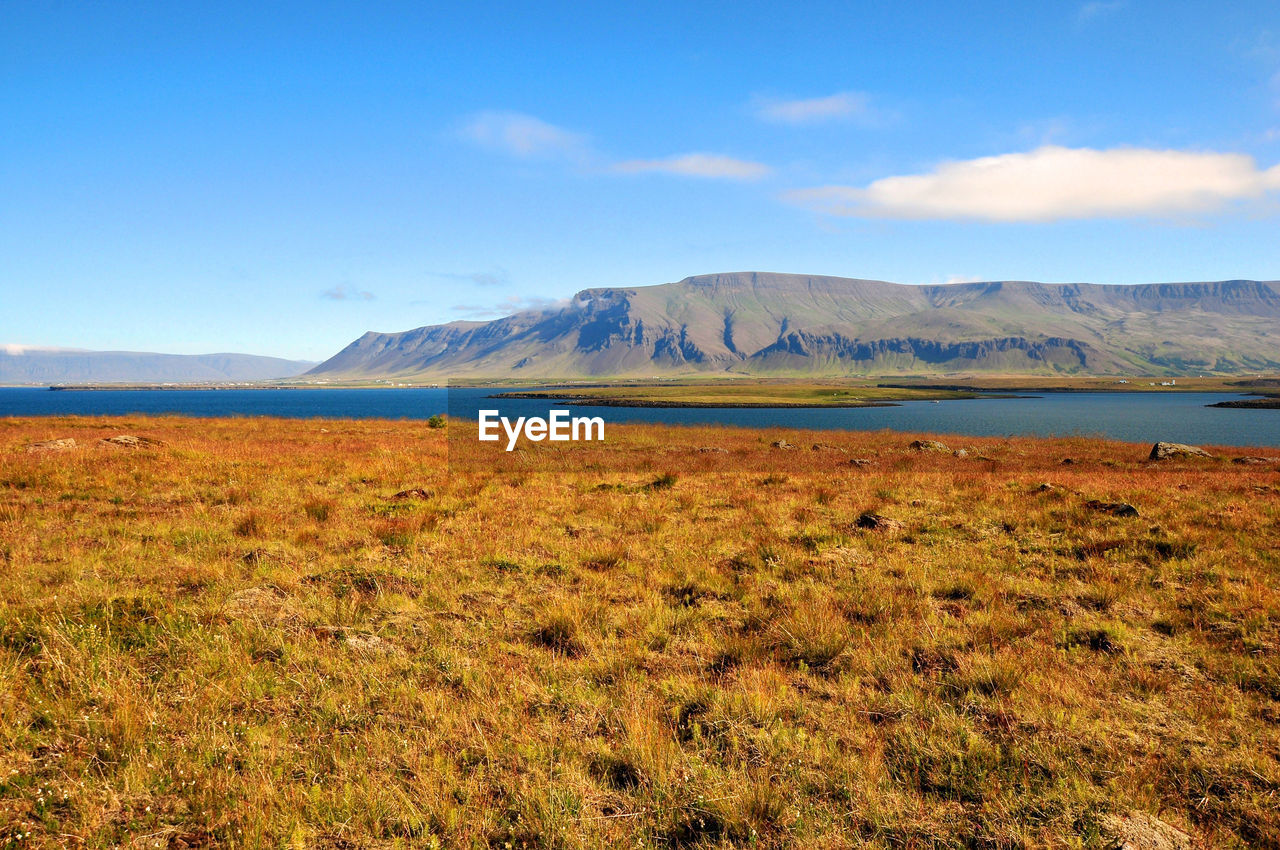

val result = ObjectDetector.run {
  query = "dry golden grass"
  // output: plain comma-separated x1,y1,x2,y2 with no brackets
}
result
1,416,1278,848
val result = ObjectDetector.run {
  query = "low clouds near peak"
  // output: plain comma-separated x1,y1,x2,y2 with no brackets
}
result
785,146,1280,223
451,295,567,320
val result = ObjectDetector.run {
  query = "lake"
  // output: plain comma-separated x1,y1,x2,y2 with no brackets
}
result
0,387,1277,447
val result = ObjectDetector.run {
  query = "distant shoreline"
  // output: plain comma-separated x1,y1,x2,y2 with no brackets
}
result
493,392,904,408
45,385,305,392
1209,398,1280,409
36,384,436,391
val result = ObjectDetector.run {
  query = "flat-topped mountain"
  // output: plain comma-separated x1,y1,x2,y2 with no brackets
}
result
309,272,1280,378
0,348,316,385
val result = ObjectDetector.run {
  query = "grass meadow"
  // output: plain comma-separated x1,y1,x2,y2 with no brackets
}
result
1,416,1278,848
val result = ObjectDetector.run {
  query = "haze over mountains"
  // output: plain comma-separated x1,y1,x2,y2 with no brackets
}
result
0,347,316,385
309,272,1280,379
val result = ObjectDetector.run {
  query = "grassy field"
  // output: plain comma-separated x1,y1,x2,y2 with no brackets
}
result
493,383,982,407
490,375,1280,408
1,417,1279,848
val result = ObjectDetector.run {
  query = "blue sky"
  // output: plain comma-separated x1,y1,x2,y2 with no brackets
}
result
3,1,1280,361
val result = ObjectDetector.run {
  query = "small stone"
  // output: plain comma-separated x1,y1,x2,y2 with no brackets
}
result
771,439,796,450
392,487,431,500
1086,500,1140,518
1233,456,1276,465
26,438,77,453
909,439,950,452
856,512,903,531
100,434,164,449
952,449,968,458
1061,457,1077,465
1097,811,1191,850
848,458,875,467
1149,441,1211,461
225,586,297,624
811,443,847,453
696,446,728,453
240,548,270,566
343,633,399,656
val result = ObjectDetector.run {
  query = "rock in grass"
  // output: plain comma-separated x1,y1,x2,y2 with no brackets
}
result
848,458,876,467
810,442,846,453
771,439,796,450
1086,500,1140,518
856,512,902,531
1149,441,1211,461
909,439,950,452
1097,811,1191,850
313,626,400,655
392,487,431,500
100,434,164,449
1233,455,1277,465
26,438,77,453
344,632,399,656
225,586,298,625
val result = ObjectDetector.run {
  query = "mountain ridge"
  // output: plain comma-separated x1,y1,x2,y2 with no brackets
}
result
309,272,1280,378
0,348,317,385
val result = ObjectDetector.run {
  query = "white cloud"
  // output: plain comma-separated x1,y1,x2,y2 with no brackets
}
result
754,91,875,125
613,153,771,180
430,268,510,288
2,344,77,355
1077,1,1125,22
460,110,773,181
784,146,1280,223
459,111,588,160
322,285,375,301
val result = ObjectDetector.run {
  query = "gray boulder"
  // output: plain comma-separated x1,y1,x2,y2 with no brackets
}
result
100,434,164,449
909,439,950,452
1149,442,1212,461
26,438,77,453
856,512,903,531
1097,811,1190,850
1086,499,1139,518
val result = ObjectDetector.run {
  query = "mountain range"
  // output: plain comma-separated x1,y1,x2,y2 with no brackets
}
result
0,348,316,385
308,272,1280,378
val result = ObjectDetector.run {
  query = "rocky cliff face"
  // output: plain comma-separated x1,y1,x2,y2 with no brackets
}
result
308,273,1280,378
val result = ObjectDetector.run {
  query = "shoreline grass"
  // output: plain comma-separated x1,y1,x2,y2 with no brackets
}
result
1,416,1278,847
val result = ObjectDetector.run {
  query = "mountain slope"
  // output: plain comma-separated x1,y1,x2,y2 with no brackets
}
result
309,272,1280,378
0,348,317,385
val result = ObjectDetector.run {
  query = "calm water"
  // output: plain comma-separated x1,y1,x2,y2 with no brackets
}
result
1,386,1277,447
